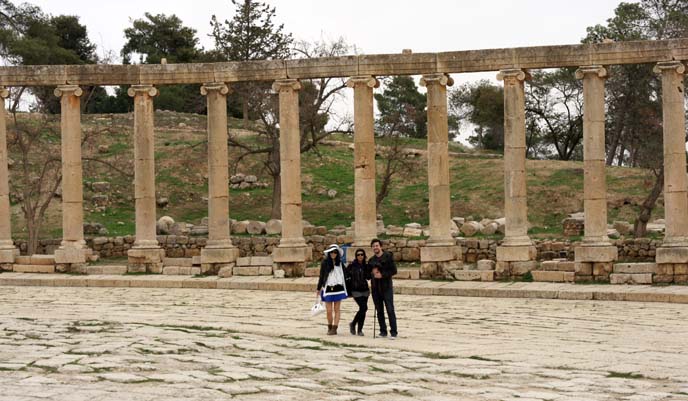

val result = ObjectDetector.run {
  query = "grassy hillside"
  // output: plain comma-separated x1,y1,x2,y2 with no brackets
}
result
8,112,661,240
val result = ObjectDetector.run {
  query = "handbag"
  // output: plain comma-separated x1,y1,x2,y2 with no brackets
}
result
310,293,325,317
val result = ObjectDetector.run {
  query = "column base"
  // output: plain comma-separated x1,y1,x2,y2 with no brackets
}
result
54,245,91,264
127,247,165,273
496,245,537,262
0,247,19,264
420,245,462,279
574,245,618,262
656,246,688,264
200,246,240,275
272,245,312,263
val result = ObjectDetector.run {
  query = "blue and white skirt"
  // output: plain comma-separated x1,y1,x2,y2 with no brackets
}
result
322,284,348,302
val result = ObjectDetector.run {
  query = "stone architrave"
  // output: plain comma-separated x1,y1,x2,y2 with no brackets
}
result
127,85,163,269
574,66,617,263
496,69,536,262
0,87,17,263
347,76,379,247
654,61,688,263
271,79,311,263
53,85,89,264
418,73,461,264
200,83,239,266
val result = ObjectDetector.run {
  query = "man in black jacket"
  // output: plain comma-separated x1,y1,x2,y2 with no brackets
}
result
368,238,398,338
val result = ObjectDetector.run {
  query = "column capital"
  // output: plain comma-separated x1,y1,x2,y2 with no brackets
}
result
127,84,158,98
272,79,301,93
200,82,230,96
575,65,608,80
497,69,531,82
420,73,454,88
54,85,83,98
346,76,379,88
653,60,686,75
0,87,8,99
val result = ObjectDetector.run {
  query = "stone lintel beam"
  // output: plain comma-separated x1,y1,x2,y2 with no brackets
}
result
0,39,687,86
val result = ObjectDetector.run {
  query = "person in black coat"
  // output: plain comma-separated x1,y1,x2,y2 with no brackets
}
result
345,248,372,336
368,238,398,338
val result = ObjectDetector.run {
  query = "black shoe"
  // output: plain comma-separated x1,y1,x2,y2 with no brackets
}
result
349,322,356,335
379,332,387,337
389,334,397,340
357,330,364,336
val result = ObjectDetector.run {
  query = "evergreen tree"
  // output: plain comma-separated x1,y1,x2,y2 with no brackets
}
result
375,76,427,139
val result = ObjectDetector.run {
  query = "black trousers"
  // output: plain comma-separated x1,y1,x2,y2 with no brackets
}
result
351,295,368,331
372,285,397,336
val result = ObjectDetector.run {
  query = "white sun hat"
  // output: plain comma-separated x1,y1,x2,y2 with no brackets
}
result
323,244,343,256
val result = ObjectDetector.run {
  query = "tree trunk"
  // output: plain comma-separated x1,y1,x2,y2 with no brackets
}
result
633,169,664,237
242,97,249,129
271,173,281,219
26,219,39,255
376,159,394,209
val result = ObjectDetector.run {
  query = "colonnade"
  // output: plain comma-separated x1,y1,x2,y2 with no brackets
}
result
0,59,685,272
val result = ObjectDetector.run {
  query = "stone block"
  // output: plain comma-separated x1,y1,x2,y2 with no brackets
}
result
13,264,55,273
279,262,306,277
54,247,87,264
272,246,312,262
305,267,320,277
613,263,656,274
532,270,564,282
420,245,460,262
480,270,494,281
29,255,54,265
655,264,674,275
259,265,273,275
574,245,618,262
476,259,495,271
401,247,420,261
592,262,613,276
273,269,285,278
511,261,537,275
653,274,674,284
574,262,592,275
101,265,127,275
496,245,536,262
163,266,180,275
610,273,653,284
200,247,239,264
233,266,261,276
575,275,593,283
453,270,482,281
127,248,164,263
163,257,193,267
396,270,411,279
218,266,233,278
675,275,688,284
249,256,273,266
0,248,17,264
674,264,688,275
419,262,438,279
403,227,423,237
655,246,688,264
15,256,32,264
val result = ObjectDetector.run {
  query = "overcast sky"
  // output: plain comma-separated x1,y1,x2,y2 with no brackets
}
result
30,0,623,63
27,0,626,143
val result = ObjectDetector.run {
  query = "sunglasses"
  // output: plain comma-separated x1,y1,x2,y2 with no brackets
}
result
355,253,364,257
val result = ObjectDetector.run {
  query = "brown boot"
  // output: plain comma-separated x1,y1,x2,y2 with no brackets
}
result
332,325,338,335
327,324,334,335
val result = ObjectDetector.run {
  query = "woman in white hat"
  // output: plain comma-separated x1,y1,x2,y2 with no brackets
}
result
316,244,348,335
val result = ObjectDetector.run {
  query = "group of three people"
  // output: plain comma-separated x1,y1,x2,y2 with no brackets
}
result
316,238,398,338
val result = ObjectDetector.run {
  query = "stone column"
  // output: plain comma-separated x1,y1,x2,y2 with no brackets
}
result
347,76,378,248
0,87,17,265
127,85,163,273
655,61,688,265
574,66,617,265
54,85,90,265
271,79,312,270
496,69,536,267
200,83,238,274
419,74,461,275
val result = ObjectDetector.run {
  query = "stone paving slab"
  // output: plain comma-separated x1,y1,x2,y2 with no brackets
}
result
1,272,688,303
0,286,687,400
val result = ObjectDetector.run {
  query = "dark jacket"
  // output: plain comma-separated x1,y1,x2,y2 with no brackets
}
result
368,251,397,293
316,258,335,291
345,259,371,293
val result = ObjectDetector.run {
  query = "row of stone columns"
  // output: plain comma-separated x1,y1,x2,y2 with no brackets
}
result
0,61,685,272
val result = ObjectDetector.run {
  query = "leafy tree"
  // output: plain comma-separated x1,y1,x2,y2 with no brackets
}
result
121,12,200,64
375,76,427,139
120,13,207,114
449,80,504,151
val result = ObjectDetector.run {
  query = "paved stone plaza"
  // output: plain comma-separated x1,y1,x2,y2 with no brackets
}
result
0,286,687,400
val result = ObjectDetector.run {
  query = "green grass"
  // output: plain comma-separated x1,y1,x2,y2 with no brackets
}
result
606,371,645,379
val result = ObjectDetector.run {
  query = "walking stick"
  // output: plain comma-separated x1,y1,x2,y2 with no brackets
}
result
373,300,377,339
